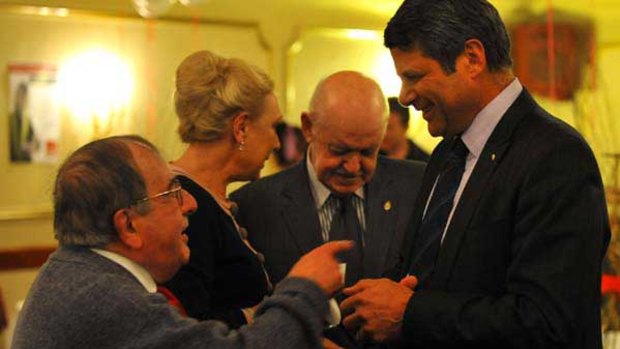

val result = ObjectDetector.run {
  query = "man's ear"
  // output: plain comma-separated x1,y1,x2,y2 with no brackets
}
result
113,209,143,250
232,111,249,145
462,38,487,77
300,112,314,143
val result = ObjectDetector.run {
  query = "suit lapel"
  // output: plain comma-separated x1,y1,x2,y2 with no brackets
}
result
363,161,398,277
430,90,536,288
279,162,324,255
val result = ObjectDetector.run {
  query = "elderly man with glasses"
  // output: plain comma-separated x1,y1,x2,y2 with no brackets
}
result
12,135,351,349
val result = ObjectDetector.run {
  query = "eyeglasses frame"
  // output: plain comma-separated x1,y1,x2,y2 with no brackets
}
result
132,178,184,208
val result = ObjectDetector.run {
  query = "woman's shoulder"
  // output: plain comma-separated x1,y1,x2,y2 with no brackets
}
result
177,176,219,206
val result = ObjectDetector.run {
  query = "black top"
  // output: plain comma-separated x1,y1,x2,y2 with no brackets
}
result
164,176,270,328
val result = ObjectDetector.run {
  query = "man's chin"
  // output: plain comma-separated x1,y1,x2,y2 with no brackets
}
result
179,247,191,265
427,123,446,138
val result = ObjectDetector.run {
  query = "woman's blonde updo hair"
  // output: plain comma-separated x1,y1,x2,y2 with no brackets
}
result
175,50,274,143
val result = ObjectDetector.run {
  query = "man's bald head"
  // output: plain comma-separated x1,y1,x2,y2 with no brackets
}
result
302,71,388,195
308,71,388,130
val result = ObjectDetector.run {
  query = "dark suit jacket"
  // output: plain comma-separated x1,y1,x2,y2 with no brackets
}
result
400,90,610,349
231,156,425,285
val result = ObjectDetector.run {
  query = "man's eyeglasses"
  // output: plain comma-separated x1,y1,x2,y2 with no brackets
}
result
133,179,184,207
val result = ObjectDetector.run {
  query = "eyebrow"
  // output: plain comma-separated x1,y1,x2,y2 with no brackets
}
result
329,144,376,152
401,70,424,79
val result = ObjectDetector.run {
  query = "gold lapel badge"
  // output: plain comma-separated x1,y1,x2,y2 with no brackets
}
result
491,153,496,161
384,200,392,212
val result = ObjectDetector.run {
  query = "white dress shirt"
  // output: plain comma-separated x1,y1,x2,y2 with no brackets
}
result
92,248,157,293
423,78,523,243
306,154,366,242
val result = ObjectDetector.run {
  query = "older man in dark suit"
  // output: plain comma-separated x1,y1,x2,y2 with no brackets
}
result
231,71,425,347
232,71,425,287
340,1,610,349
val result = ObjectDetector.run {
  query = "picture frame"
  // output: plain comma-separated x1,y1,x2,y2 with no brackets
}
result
8,63,60,164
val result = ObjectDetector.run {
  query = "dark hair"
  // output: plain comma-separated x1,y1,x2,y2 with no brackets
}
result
53,135,158,247
388,97,409,127
273,122,307,167
384,0,512,73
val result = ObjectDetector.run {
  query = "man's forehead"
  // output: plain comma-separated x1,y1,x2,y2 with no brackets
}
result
317,126,383,148
391,47,439,71
128,143,170,186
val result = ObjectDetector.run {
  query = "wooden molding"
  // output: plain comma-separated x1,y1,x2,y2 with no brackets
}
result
0,246,57,271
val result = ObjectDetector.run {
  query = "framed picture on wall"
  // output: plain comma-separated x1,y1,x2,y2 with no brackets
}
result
8,63,59,164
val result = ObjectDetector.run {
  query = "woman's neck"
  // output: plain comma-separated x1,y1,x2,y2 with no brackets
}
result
173,141,236,199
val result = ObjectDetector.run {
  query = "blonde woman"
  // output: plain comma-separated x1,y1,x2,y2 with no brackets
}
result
164,50,281,327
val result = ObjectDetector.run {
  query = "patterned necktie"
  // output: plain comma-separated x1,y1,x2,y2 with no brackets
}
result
329,194,364,287
409,137,469,287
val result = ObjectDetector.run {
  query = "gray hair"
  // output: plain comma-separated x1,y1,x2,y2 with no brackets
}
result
53,135,158,247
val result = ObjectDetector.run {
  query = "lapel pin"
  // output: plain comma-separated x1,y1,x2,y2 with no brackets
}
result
491,153,496,161
384,200,392,212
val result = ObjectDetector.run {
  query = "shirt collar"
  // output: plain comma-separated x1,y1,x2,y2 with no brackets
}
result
91,248,157,293
306,150,365,210
461,78,523,158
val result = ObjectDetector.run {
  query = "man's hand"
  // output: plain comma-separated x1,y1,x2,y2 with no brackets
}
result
322,338,342,349
287,241,353,296
340,276,417,343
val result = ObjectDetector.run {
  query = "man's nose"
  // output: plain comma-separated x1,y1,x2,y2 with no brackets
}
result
399,87,416,107
181,189,198,215
342,154,362,174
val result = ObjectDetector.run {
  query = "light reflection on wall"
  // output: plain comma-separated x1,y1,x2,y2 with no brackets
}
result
57,49,134,137
372,51,400,97
344,29,381,41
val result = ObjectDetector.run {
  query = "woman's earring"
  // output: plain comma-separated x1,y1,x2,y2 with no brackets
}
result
238,140,245,151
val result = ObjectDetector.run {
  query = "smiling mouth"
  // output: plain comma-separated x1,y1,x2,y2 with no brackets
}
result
413,99,434,118
422,105,434,118
423,105,434,113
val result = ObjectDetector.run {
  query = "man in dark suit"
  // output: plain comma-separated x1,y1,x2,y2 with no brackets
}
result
232,71,425,287
341,1,611,349
232,71,425,347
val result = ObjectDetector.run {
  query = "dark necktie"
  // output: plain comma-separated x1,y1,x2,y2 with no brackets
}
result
409,137,469,287
329,195,364,287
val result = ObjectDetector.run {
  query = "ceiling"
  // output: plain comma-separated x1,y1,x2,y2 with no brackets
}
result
2,0,619,25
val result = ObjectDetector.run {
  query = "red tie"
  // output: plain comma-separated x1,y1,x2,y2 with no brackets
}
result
602,274,620,295
156,286,188,317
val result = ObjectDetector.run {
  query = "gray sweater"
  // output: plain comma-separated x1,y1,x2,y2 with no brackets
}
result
12,247,328,349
